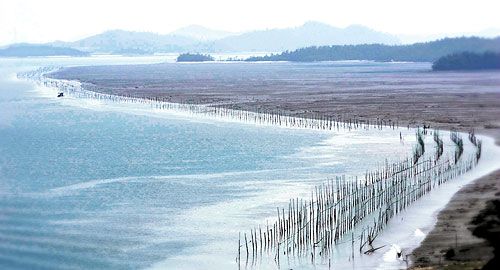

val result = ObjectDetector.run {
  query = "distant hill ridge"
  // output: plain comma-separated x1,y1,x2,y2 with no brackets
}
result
245,37,500,62
51,30,197,54
45,22,400,54
209,22,400,52
0,44,89,57
170,25,234,41
3,22,500,58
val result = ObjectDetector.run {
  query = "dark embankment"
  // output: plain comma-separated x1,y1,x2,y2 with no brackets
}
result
433,51,500,71
246,36,500,62
472,199,500,269
411,168,500,269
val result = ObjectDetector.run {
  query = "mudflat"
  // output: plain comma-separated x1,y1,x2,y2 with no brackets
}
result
51,62,500,268
49,63,500,133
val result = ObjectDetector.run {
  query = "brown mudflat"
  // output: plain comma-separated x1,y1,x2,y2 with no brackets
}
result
49,62,500,133
51,61,500,268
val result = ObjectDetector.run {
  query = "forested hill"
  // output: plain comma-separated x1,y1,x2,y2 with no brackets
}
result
245,37,500,62
432,51,500,70
176,53,214,62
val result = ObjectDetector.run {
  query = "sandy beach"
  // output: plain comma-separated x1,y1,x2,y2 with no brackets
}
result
50,62,500,268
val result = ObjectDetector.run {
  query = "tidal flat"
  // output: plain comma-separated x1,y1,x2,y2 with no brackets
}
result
2,58,500,269
50,61,500,133
49,60,500,268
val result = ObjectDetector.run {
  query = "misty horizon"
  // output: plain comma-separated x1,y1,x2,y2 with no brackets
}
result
0,20,500,46
2,21,500,47
1,0,500,46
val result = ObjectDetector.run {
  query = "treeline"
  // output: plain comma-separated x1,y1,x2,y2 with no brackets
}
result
245,37,500,62
432,51,500,71
176,53,214,62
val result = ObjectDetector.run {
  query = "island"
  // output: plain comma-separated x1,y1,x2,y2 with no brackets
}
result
432,51,500,71
176,53,214,62
0,44,89,57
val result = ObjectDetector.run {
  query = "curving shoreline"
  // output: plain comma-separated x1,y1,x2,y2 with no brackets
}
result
18,67,400,132
411,137,500,269
18,66,500,269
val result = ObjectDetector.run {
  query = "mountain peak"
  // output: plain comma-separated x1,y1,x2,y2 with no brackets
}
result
170,25,233,41
302,21,333,28
215,21,401,51
44,22,403,53
344,24,371,30
175,25,212,32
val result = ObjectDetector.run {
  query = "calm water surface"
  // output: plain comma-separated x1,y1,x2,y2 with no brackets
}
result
0,57,421,269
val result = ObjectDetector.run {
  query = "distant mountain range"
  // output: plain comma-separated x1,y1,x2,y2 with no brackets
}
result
170,25,234,41
20,22,401,55
51,30,197,54
209,22,400,52
1,21,499,57
45,22,400,54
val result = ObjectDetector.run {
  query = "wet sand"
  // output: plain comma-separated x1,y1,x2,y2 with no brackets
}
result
411,169,500,269
50,62,500,268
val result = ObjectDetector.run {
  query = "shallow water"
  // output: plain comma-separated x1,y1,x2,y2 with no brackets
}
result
0,57,460,269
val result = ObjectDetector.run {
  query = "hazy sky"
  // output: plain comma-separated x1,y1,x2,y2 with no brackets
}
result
1,0,499,45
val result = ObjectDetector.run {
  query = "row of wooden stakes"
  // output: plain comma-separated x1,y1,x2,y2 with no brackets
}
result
237,131,482,268
20,68,401,132
17,68,483,268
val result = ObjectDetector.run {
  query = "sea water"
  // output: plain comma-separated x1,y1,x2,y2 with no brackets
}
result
0,57,466,269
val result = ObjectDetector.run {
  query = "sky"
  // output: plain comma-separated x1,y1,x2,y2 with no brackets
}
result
1,0,499,45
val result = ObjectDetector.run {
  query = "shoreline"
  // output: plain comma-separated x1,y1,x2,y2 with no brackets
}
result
404,103,500,268
20,65,500,268
410,133,500,269
411,171,500,269
18,67,400,133
371,134,499,269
